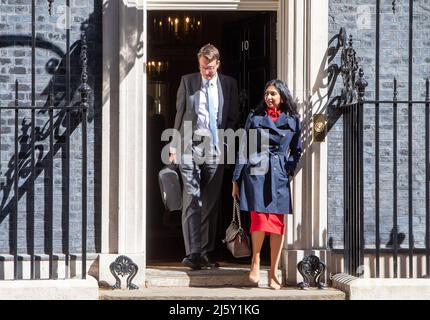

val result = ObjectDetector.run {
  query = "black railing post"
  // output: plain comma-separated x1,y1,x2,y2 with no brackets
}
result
47,0,54,16
426,78,430,277
343,99,350,273
344,99,351,274
79,25,91,280
13,80,19,280
30,0,36,281
356,68,367,276
48,86,54,280
393,77,399,278
375,0,381,278
407,0,414,279
63,0,71,279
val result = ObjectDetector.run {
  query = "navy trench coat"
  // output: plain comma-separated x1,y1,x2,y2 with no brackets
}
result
232,109,302,214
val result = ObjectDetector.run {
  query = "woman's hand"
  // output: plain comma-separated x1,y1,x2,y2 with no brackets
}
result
169,153,177,164
232,181,240,201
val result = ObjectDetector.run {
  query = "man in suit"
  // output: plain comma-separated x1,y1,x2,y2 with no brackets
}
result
169,44,239,269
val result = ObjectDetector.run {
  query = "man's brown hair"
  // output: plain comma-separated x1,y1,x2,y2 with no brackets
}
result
197,43,220,61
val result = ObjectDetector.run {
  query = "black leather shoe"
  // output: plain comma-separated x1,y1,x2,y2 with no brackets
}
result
182,254,201,270
200,254,220,269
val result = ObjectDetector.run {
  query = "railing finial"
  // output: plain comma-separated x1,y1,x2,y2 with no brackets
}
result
47,0,54,16
339,29,362,106
355,67,368,102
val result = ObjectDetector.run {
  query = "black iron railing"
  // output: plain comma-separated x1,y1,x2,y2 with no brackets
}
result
0,0,90,280
337,0,430,279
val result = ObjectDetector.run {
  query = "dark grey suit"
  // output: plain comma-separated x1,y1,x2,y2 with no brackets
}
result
172,72,239,256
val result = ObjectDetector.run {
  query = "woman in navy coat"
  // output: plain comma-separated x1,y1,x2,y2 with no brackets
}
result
232,79,302,289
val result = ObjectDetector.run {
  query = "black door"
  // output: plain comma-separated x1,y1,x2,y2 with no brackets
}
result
146,11,276,263
222,12,276,126
216,12,277,263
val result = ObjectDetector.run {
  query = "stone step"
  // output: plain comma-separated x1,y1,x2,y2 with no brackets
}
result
0,254,97,280
0,278,99,300
100,286,345,300
332,273,430,300
145,266,282,288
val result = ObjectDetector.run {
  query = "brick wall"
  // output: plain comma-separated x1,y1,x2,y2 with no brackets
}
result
0,0,102,254
328,0,430,250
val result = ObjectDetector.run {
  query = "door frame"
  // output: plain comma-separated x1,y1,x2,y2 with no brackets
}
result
144,1,280,264
101,0,329,286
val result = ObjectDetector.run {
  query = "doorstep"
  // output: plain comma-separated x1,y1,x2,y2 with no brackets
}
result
144,265,281,288
99,264,345,300
99,286,345,300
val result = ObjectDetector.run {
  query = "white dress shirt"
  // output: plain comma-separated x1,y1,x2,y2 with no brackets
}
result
170,74,219,155
195,74,219,137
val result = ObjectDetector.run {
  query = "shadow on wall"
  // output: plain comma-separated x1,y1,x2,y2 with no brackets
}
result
102,0,144,107
0,4,99,253
0,0,143,254
288,29,345,250
295,29,346,176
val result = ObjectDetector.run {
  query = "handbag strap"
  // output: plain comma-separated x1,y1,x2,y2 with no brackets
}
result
232,199,242,229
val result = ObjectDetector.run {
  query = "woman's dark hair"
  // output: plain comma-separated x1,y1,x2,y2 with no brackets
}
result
255,79,299,117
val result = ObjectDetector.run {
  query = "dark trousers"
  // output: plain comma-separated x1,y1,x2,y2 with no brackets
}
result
179,149,224,256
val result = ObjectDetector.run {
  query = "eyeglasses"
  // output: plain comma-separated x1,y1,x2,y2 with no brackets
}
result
199,61,219,71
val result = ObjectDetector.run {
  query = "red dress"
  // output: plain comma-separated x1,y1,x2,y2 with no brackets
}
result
249,107,285,235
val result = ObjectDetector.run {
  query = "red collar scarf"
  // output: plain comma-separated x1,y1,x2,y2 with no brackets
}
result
267,107,281,122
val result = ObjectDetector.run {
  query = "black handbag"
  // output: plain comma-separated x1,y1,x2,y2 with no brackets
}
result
222,200,251,258
158,164,182,212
